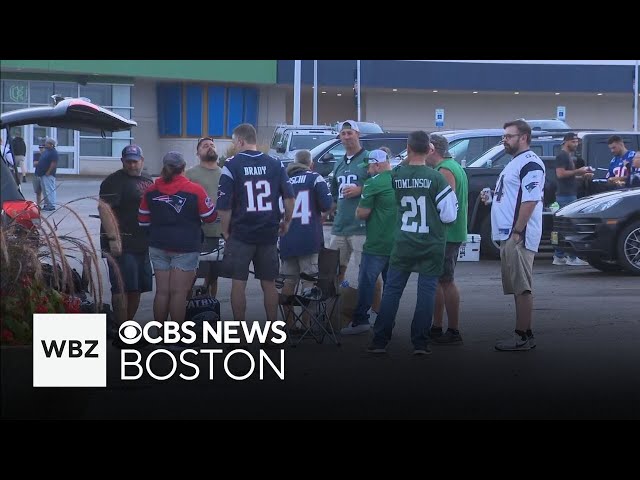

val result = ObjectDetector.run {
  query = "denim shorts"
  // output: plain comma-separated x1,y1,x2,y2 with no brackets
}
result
149,247,200,272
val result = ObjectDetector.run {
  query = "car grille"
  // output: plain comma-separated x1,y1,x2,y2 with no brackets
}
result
554,217,599,235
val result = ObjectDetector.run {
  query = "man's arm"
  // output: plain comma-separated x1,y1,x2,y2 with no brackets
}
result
218,209,232,241
513,161,544,239
512,201,538,238
356,207,372,220
439,167,457,190
98,178,122,256
46,151,58,176
280,197,294,236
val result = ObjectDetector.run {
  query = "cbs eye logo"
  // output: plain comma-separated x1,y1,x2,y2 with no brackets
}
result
118,321,143,345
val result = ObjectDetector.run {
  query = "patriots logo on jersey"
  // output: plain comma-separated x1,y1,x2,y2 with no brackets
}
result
217,189,226,199
205,196,214,209
525,181,539,193
153,194,187,213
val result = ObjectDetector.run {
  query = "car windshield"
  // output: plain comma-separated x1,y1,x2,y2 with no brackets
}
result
290,134,336,151
466,144,505,168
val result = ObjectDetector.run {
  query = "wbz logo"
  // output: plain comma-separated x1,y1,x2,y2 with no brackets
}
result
33,314,106,387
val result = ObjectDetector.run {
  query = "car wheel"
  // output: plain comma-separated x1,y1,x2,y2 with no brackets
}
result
616,220,640,275
586,257,624,273
480,215,500,259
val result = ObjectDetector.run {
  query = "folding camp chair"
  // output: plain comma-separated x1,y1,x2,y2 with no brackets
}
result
277,247,342,347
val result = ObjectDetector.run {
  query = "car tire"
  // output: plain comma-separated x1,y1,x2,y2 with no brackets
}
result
586,257,624,273
480,214,500,259
616,220,640,276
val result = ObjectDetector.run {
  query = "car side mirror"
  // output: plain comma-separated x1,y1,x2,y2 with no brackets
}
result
319,152,334,163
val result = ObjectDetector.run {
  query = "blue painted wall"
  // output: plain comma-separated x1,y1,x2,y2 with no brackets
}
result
277,61,634,93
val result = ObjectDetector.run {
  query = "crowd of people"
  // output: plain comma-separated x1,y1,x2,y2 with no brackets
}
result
10,119,637,353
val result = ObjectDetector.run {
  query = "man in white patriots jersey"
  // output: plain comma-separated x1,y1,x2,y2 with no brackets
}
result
481,119,545,352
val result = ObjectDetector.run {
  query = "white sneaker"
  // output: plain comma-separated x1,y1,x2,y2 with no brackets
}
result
552,256,567,265
566,257,589,266
340,323,371,335
367,309,378,327
495,333,531,351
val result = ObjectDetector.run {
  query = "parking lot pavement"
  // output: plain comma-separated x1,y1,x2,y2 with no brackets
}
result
5,177,638,419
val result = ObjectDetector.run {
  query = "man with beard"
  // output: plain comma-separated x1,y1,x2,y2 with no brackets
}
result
481,120,545,351
553,132,591,266
186,137,223,297
99,145,154,331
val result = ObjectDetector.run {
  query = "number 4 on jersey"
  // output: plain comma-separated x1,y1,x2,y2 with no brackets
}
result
279,190,311,224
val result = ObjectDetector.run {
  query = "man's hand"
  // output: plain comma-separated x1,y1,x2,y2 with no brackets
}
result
480,188,493,205
109,239,122,257
221,231,229,241
278,220,290,236
583,172,594,180
342,185,362,198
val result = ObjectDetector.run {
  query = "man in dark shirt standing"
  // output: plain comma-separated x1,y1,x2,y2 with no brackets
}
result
217,123,295,329
10,132,27,183
553,132,592,266
35,137,58,211
99,145,154,328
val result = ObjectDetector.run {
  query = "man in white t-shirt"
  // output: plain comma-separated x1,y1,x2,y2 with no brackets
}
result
481,119,545,352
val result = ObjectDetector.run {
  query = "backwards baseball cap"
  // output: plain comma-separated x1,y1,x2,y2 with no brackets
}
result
430,134,450,157
339,120,360,132
366,149,389,164
563,132,579,142
163,151,186,168
121,144,143,161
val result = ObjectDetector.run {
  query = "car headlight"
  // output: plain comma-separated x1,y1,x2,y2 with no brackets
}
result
579,198,622,213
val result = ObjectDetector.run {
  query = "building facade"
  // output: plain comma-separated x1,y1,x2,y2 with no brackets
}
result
1,60,637,175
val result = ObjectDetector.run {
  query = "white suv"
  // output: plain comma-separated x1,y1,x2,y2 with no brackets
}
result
268,125,336,161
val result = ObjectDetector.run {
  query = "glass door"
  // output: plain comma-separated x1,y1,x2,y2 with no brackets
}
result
27,125,78,174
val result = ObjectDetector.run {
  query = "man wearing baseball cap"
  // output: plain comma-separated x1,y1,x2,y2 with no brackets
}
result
329,120,370,289
553,132,591,266
99,144,154,335
341,149,396,334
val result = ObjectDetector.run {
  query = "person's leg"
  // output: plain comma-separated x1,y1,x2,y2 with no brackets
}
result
411,274,438,350
346,235,365,289
554,195,578,261
371,276,383,312
221,237,253,321
254,243,280,323
126,293,142,319
433,283,445,329
149,248,171,322
344,253,388,331
167,251,199,323
280,257,300,328
370,267,410,350
438,243,462,341
107,255,127,325
42,175,56,209
329,235,351,283
31,176,42,205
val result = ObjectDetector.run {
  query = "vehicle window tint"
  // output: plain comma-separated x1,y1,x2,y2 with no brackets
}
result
531,145,543,156
290,134,336,151
271,131,282,149
553,143,563,156
493,152,511,168
466,138,487,162
590,140,613,172
448,139,469,161
361,138,407,156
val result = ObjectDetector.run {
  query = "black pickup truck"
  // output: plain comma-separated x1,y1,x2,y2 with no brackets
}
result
465,131,640,258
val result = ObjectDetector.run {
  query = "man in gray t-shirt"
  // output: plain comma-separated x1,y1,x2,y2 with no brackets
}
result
553,132,593,265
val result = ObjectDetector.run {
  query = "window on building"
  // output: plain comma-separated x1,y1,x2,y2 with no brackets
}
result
157,83,259,138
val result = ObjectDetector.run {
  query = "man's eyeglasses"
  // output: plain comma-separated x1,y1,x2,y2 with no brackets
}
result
502,133,521,140
197,137,214,148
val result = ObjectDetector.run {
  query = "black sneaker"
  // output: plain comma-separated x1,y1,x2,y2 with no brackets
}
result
413,346,432,356
430,326,443,339
22,176,27,183
434,329,463,345
366,343,387,354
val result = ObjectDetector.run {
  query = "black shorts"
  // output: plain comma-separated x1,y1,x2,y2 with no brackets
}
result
197,236,222,280
440,242,461,283
221,236,278,281
108,252,153,294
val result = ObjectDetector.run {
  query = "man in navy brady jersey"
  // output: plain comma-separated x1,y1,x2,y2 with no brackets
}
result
217,123,295,328
606,135,636,187
279,149,333,325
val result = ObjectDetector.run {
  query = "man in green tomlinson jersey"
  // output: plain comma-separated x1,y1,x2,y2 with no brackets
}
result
367,131,458,355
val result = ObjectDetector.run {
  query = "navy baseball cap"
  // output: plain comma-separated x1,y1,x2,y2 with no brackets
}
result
122,144,143,161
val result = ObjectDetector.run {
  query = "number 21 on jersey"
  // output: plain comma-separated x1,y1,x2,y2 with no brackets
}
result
400,196,429,233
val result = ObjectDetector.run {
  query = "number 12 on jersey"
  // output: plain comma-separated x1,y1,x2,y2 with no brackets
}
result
400,195,429,233
244,180,273,212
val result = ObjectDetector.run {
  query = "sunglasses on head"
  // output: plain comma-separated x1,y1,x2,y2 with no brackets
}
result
197,137,214,148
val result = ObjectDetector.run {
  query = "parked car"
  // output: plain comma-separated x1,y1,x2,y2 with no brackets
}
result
395,129,505,167
268,125,336,162
520,119,571,131
309,132,410,178
332,121,384,135
552,187,640,275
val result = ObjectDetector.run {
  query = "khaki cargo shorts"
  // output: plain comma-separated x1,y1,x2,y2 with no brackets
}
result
500,236,536,295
